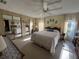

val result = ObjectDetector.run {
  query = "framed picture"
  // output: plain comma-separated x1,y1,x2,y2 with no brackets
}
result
47,21,49,24
55,20,58,24
3,14,12,20
50,19,52,22
52,19,54,22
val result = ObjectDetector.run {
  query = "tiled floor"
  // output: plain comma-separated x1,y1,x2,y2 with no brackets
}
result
0,37,23,59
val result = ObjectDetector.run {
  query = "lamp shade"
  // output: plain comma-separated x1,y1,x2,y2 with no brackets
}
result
0,36,7,52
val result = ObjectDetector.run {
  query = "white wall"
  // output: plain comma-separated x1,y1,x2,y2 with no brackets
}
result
38,19,44,31
29,19,33,33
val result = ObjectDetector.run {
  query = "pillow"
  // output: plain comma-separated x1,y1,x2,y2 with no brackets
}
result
53,30,59,33
47,29,54,32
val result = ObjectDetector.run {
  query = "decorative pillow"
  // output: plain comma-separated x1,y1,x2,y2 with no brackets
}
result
47,29,54,32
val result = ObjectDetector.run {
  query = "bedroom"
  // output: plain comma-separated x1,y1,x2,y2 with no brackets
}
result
0,0,79,59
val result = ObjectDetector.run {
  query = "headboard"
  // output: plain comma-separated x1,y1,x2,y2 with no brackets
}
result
52,27,61,32
45,27,61,32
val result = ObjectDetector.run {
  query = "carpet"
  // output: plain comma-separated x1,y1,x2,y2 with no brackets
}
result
0,37,23,59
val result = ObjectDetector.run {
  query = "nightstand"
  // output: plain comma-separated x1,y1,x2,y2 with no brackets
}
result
75,36,79,58
60,33,65,41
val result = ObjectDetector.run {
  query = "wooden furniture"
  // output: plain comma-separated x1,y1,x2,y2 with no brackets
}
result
60,33,65,41
75,36,79,58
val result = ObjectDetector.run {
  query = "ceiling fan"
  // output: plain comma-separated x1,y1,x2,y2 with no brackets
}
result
41,0,62,17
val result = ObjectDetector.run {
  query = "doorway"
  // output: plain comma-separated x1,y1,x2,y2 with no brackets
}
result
4,20,10,32
64,20,77,41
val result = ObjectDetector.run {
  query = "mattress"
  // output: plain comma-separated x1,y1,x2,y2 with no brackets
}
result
31,31,60,54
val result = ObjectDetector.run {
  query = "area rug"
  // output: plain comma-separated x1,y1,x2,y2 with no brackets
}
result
0,37,23,59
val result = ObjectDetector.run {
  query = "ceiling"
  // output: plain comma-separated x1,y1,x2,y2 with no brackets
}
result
0,0,79,18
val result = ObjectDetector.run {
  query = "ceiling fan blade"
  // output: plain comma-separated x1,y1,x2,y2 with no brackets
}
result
48,0,62,5
41,0,48,12
48,7,62,11
43,2,48,11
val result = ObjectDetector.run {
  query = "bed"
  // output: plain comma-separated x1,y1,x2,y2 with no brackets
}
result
31,30,60,55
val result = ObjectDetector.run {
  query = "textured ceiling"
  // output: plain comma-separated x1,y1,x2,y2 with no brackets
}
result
0,0,79,18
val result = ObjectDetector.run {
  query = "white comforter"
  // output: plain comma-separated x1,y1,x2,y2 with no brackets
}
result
31,31,60,54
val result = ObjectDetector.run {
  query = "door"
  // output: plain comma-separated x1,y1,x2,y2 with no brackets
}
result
4,20,10,32
64,20,77,41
